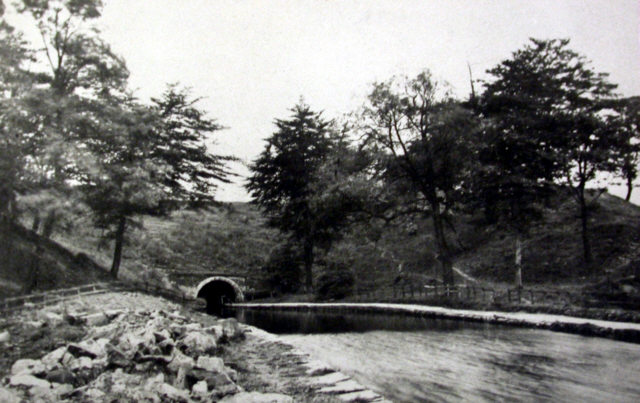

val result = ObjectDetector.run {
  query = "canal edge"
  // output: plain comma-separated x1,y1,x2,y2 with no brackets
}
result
240,323,392,402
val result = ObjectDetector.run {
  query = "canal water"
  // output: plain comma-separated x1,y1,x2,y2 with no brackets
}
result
226,308,640,402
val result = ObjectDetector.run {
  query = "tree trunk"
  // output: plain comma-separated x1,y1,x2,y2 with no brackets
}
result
431,207,454,285
25,237,42,294
579,192,593,272
515,235,523,289
41,210,57,239
626,176,633,202
110,215,127,279
302,238,314,292
31,211,40,232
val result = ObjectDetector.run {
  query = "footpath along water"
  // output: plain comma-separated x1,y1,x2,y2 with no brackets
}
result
226,308,640,402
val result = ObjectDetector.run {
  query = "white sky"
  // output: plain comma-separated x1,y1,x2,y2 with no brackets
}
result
12,0,640,202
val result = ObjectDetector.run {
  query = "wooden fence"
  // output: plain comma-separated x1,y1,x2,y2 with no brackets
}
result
0,280,196,313
351,283,578,306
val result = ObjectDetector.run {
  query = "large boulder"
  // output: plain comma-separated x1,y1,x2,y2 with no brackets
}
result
41,347,69,371
167,350,195,373
11,359,45,376
196,356,225,373
220,318,243,339
185,368,236,392
181,331,217,355
9,374,51,389
45,368,75,385
83,312,109,327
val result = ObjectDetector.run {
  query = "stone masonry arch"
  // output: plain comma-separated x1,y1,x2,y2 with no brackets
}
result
194,276,244,312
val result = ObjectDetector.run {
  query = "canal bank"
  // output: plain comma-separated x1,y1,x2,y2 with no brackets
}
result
0,292,389,402
232,302,640,343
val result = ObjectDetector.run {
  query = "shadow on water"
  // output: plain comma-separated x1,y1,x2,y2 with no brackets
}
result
223,307,506,334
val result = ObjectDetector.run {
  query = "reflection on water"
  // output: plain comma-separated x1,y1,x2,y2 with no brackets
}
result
227,308,640,402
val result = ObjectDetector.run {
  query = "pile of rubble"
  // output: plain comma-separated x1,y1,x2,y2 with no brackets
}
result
0,306,293,402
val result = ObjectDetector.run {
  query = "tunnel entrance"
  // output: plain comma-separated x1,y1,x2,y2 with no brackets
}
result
195,277,244,314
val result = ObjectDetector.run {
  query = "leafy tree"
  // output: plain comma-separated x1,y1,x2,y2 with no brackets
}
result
15,0,129,236
360,71,477,285
0,15,33,219
79,96,165,278
151,84,235,205
480,38,618,272
247,102,337,291
611,96,640,201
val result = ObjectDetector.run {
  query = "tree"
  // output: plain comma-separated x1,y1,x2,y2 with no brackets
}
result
79,96,165,278
359,71,477,285
151,84,235,205
480,38,618,272
0,14,34,219
611,96,640,201
15,0,129,236
247,102,336,291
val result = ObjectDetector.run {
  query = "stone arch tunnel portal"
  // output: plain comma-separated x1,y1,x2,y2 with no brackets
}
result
195,277,244,313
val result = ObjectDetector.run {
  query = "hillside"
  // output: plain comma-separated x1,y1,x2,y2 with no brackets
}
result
3,190,640,306
0,220,111,299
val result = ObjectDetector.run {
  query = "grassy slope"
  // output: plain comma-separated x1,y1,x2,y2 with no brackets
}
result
3,190,639,301
0,220,111,299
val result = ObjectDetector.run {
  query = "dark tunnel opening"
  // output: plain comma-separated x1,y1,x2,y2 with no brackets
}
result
197,280,238,314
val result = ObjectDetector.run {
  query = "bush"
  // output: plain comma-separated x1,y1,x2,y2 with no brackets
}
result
262,242,303,295
315,261,354,300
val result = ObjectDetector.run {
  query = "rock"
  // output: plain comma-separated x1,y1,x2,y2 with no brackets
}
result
51,382,74,397
106,343,131,369
318,379,366,394
144,372,165,389
9,374,51,389
181,331,217,355
184,323,202,331
37,311,64,327
83,388,106,400
220,318,242,339
69,338,109,359
0,330,10,344
196,356,225,373
192,380,209,395
104,309,126,320
310,372,350,386
24,320,45,329
67,343,97,359
219,391,294,403
186,368,235,391
11,358,45,376
336,389,384,402
0,386,21,403
174,367,189,389
154,329,172,343
87,322,120,339
83,312,109,326
226,367,238,382
45,368,75,385
30,382,73,401
167,350,195,373
41,347,68,370
69,356,94,371
157,383,190,402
